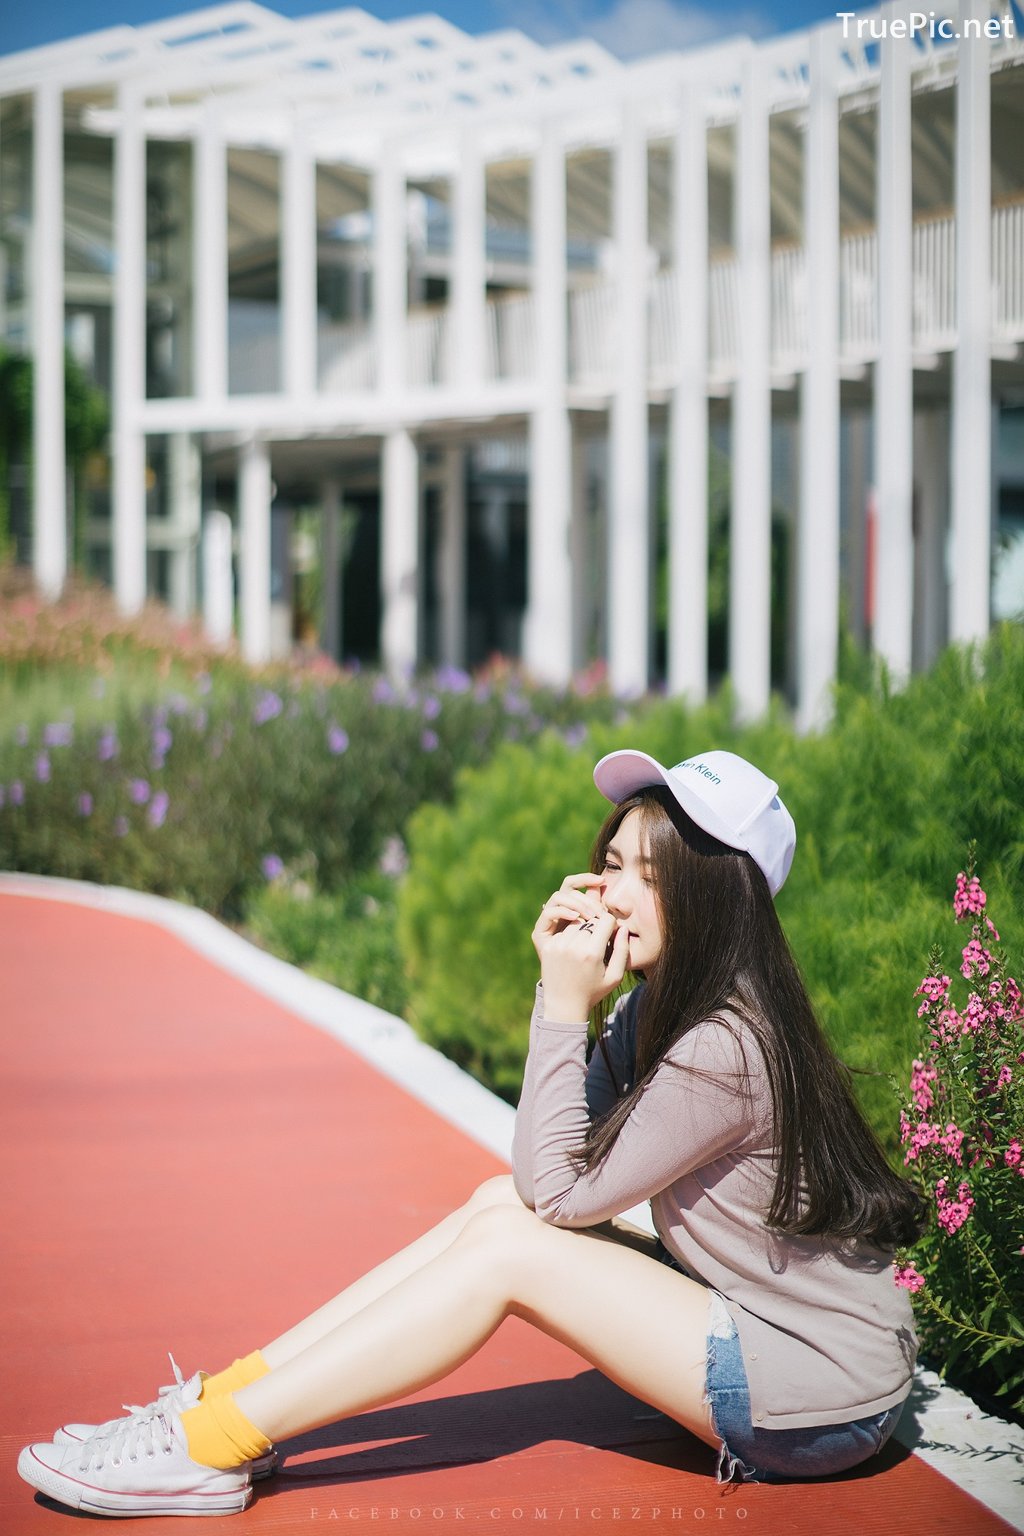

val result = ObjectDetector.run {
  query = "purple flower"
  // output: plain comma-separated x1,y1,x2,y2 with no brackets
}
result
474,683,492,703
563,722,588,748
373,677,396,705
253,690,283,725
15,723,29,746
43,722,74,747
196,672,212,695
152,726,173,756
435,666,471,694
10,780,24,805
168,693,191,716
504,691,528,716
114,815,129,838
422,695,441,720
149,790,169,828
128,778,151,805
78,793,93,817
262,854,285,881
421,729,439,752
98,730,119,762
192,708,208,732
35,752,51,783
327,725,349,755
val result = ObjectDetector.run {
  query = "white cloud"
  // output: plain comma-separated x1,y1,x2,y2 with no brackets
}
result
497,0,775,60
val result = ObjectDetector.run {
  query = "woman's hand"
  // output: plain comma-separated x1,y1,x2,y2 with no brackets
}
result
532,872,630,1023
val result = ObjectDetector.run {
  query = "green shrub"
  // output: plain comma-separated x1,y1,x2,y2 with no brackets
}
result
242,868,408,1018
399,626,1024,1140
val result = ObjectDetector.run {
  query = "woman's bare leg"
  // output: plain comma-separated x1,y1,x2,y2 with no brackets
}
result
260,1174,528,1369
238,1201,717,1452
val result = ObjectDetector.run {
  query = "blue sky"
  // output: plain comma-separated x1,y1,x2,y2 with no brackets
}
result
3,0,855,61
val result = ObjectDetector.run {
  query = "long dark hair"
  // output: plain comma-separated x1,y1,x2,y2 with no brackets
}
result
575,787,926,1250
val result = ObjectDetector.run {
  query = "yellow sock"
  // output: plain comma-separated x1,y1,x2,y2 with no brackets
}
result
199,1351,270,1399
181,1393,273,1471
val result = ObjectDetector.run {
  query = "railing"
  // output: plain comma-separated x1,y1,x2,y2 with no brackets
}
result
228,198,1024,397
569,282,616,385
227,301,280,394
487,291,536,380
994,198,1024,342
318,317,377,392
407,306,451,388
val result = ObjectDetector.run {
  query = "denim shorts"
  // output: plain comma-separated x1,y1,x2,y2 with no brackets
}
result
652,1239,905,1483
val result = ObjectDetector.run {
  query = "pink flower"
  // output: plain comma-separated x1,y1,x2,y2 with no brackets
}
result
997,1065,1013,1090
1006,1140,1022,1169
961,994,989,1035
961,939,992,980
939,1123,965,1164
935,1177,975,1236
986,917,1001,942
904,1120,941,1163
954,872,987,920
894,1264,926,1293
916,975,951,1016
910,1058,938,1113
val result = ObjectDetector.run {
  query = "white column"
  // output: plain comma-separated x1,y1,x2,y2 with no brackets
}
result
167,432,201,619
282,136,317,397
31,82,66,601
321,477,342,662
796,25,841,734
202,509,234,646
381,427,418,675
608,101,650,695
524,121,574,685
452,132,486,389
439,446,466,668
374,144,406,395
112,83,147,615
950,0,991,644
238,436,272,665
570,431,590,669
731,44,772,722
194,106,227,400
874,4,914,677
667,85,709,703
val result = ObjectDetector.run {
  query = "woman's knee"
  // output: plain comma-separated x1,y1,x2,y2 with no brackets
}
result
455,1200,544,1266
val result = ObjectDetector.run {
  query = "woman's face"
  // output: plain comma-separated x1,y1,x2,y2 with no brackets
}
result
599,807,665,973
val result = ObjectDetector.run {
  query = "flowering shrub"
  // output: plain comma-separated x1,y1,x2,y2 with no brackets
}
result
896,850,1024,1415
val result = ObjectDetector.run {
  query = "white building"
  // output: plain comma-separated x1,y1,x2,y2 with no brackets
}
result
2,1,1023,724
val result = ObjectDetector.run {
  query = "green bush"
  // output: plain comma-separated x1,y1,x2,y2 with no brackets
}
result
399,626,1024,1137
0,575,637,919
242,868,408,1018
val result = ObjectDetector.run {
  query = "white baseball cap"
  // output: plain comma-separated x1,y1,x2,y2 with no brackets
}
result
593,748,796,897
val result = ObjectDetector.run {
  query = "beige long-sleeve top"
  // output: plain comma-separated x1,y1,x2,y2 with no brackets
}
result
511,983,918,1430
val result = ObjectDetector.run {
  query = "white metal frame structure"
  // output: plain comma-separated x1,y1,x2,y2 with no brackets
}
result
2,1,1023,722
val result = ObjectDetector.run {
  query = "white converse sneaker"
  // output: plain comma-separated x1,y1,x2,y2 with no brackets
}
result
19,1402,252,1518
54,1354,277,1480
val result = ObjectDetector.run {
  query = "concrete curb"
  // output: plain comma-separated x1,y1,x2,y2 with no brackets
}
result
2,870,1021,1531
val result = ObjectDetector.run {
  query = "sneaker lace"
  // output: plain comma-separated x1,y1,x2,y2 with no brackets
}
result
118,1354,187,1419
78,1407,176,1472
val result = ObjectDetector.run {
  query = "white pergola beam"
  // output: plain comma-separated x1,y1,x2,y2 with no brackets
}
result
608,100,650,697
31,81,67,602
873,3,914,679
950,0,992,645
667,83,709,704
731,43,772,722
112,82,148,616
796,24,841,733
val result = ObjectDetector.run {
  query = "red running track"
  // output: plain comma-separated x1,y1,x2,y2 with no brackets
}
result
0,890,1016,1536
